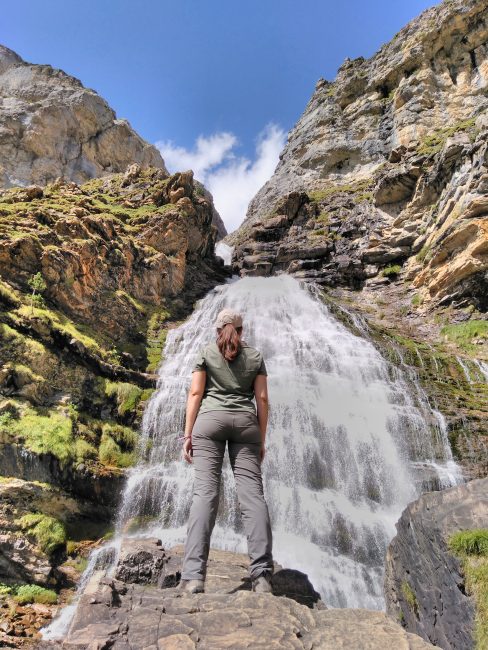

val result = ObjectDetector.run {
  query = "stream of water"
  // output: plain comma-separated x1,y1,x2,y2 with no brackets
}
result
41,274,463,639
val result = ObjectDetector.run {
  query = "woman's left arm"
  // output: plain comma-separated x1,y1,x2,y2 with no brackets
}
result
182,370,206,463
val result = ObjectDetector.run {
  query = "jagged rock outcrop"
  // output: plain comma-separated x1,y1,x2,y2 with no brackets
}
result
34,539,436,649
384,476,488,649
0,45,167,188
0,165,229,622
230,0,488,313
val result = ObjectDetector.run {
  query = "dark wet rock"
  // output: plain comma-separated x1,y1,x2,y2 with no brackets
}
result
384,476,488,649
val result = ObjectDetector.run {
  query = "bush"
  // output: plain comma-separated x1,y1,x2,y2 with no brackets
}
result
382,264,402,277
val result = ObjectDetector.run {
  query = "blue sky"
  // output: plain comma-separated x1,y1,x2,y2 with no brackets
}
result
2,0,437,231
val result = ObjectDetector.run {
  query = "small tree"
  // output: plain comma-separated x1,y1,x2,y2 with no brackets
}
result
27,272,47,315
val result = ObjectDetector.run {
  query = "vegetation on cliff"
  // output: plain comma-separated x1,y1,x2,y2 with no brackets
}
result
0,164,228,634
448,529,488,649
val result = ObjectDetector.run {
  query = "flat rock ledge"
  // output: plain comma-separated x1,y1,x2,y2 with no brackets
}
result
36,538,435,650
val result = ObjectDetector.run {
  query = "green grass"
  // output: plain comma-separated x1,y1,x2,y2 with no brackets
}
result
115,290,147,314
104,381,144,417
440,321,488,349
401,580,419,617
10,409,74,464
411,294,423,306
417,118,478,156
98,422,138,468
416,244,433,264
18,513,66,555
316,212,330,224
0,279,22,307
13,584,58,605
448,529,488,649
74,437,97,464
308,178,374,203
146,308,171,372
16,304,104,357
449,530,488,556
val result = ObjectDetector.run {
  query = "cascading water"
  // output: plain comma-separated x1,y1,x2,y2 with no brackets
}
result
41,274,463,639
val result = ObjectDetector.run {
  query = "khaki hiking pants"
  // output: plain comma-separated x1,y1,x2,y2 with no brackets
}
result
181,409,273,581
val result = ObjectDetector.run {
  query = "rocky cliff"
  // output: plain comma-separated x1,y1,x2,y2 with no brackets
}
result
0,45,166,188
229,0,488,480
385,476,488,649
231,0,487,306
0,164,229,638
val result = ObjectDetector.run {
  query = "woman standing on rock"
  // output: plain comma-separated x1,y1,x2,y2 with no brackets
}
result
179,308,274,594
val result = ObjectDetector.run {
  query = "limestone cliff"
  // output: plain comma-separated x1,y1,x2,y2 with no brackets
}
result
229,0,488,479
231,0,488,311
0,45,166,188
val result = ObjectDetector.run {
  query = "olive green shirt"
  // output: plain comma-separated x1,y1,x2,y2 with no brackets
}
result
192,341,267,413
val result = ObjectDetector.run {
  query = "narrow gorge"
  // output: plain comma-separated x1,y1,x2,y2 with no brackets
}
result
0,0,487,648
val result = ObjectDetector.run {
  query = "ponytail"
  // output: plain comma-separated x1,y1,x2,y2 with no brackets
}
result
217,323,242,361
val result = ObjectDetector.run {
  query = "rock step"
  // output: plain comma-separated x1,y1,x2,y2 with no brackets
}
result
35,539,436,649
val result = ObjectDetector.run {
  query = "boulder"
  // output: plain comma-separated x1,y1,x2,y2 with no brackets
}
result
384,476,488,649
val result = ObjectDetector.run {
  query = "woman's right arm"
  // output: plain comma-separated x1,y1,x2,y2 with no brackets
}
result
182,370,206,464
254,374,269,462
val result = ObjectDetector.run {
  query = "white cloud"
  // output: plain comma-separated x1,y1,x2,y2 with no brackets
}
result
156,124,286,234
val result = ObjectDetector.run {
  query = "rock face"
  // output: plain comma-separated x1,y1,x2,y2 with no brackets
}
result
35,538,436,649
230,0,488,312
384,476,488,649
0,45,167,188
0,164,229,618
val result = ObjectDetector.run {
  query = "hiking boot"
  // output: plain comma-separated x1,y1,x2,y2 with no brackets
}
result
178,579,205,594
251,572,273,593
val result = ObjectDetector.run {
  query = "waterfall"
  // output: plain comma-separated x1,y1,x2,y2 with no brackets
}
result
215,242,233,266
41,274,463,639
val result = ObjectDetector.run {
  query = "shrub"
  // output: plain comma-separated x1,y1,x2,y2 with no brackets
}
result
382,264,402,277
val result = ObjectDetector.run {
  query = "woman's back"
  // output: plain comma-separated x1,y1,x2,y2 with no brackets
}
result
193,342,267,414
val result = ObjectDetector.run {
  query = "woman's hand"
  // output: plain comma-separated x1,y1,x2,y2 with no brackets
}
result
260,445,265,463
182,437,193,464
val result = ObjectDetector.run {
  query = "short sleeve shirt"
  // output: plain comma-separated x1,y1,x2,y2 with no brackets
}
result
192,341,267,413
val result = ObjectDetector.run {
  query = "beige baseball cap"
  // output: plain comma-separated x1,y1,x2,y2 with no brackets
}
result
215,308,243,329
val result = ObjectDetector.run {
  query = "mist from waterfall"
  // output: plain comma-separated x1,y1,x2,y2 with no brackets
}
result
41,274,463,639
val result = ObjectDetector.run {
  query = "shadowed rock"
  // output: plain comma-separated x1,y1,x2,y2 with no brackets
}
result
385,476,488,649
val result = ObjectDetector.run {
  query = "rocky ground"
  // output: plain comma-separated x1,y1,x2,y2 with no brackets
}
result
33,539,436,650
